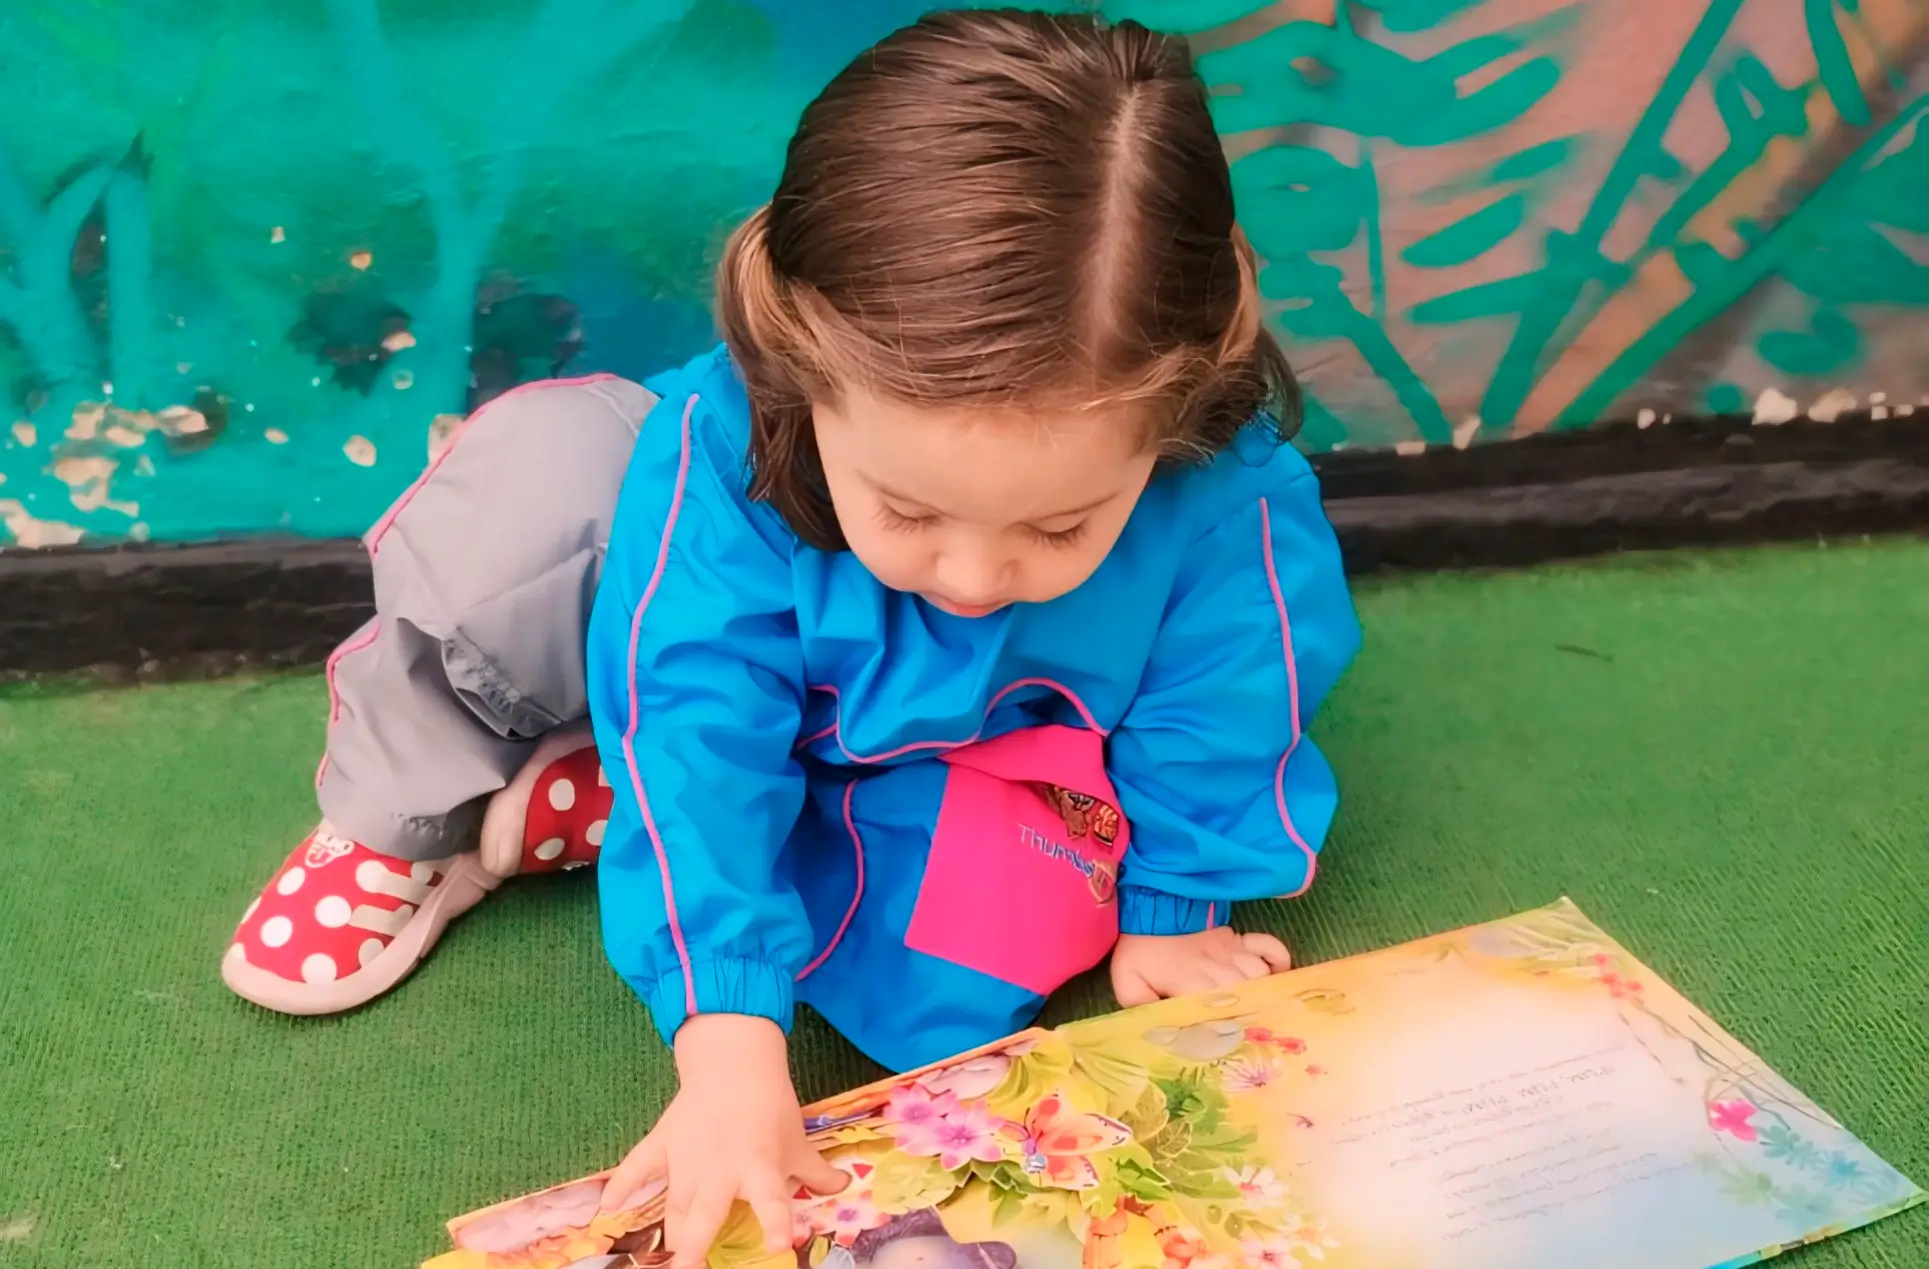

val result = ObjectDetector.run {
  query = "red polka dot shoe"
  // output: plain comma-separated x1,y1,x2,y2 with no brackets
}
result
222,828,502,1015
223,727,613,1016
477,725,614,879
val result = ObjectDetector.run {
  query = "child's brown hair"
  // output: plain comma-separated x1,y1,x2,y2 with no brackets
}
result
716,7,1299,551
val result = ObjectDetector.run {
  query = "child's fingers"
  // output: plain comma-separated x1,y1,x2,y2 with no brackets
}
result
1229,951,1273,981
1240,932,1292,970
789,1146,849,1197
670,1181,735,1269
662,1175,694,1264
1200,961,1246,991
751,1197,795,1256
601,1131,667,1213
746,1172,797,1255
1111,965,1161,1007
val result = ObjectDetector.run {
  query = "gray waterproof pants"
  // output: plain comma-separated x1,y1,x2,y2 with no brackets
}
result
316,375,658,861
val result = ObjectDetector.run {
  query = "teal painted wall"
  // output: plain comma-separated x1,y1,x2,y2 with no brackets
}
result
1,0,1924,548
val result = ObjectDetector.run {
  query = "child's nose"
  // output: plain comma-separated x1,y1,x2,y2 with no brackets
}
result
936,544,1012,604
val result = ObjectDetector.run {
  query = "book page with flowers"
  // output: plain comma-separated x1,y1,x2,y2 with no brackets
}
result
422,900,1921,1269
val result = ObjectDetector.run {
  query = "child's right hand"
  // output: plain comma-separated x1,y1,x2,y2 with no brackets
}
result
600,1013,846,1269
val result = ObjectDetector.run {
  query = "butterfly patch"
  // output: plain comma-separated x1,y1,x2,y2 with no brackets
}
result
1003,1094,1133,1189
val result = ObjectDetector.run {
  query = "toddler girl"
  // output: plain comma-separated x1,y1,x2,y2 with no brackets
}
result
222,10,1359,1265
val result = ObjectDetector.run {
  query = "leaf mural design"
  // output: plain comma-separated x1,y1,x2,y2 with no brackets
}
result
3,0,1927,547
1401,192,1530,268
1169,3,1577,445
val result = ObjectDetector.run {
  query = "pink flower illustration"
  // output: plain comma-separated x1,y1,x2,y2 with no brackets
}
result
1708,1099,1761,1142
1226,1165,1290,1208
798,1190,888,1246
897,1103,1007,1170
1222,1057,1281,1093
883,1083,960,1135
1239,1233,1303,1269
1243,1026,1308,1056
889,1122,942,1156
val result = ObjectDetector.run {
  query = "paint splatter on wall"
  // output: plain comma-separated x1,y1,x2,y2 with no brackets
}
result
0,0,1923,547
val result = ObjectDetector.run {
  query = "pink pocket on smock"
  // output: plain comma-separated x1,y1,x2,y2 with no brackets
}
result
904,725,1127,996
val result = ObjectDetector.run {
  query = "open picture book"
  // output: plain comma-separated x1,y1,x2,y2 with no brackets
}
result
422,900,1921,1269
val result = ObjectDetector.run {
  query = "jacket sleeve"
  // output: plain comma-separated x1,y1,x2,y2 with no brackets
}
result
586,391,812,1044
1107,460,1361,937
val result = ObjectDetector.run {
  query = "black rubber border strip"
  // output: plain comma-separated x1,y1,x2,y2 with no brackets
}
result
4,409,1927,678
0,537,375,680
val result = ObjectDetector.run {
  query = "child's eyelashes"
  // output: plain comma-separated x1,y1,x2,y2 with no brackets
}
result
877,503,938,534
874,503,1086,548
1026,522,1088,549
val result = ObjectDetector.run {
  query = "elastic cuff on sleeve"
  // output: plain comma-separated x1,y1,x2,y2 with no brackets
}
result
1118,887,1232,936
641,957,796,1046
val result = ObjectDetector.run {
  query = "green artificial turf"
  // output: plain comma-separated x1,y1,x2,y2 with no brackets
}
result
3,541,1926,1267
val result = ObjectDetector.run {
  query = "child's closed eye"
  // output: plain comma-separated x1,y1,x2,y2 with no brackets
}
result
1025,522,1088,549
877,503,938,533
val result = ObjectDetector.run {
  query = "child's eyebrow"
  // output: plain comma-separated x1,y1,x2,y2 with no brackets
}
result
874,480,1117,524
870,481,943,514
1026,494,1115,523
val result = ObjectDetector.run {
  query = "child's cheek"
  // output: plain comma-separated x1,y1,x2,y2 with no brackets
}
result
845,531,929,596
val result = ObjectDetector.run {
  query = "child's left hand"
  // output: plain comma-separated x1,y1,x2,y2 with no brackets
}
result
1110,927,1292,1007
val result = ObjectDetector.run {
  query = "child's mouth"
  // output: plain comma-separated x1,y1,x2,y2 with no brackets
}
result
928,596,1007,618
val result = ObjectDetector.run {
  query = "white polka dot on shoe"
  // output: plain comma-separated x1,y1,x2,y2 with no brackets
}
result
514,744,614,875
314,895,352,928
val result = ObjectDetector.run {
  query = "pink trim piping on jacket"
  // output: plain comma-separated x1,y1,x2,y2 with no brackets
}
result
621,394,701,1016
795,781,866,982
796,719,839,748
799,678,1107,764
1258,496,1317,897
314,619,383,790
365,373,622,557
